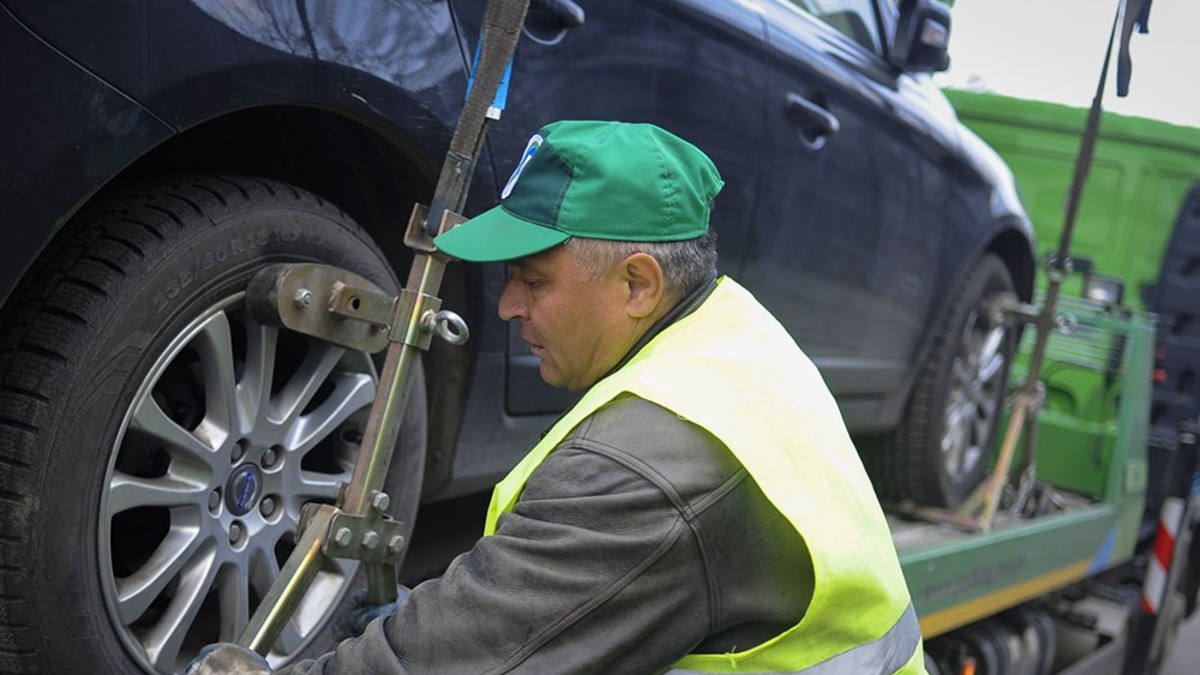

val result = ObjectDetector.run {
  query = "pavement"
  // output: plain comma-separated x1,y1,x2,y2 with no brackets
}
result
1162,611,1200,674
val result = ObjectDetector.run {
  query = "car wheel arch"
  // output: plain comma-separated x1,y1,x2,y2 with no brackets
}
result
872,221,1035,433
10,103,486,503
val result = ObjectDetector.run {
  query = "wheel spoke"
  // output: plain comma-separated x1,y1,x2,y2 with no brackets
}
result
944,432,965,474
294,469,351,507
141,543,221,672
249,541,283,604
108,471,207,513
238,322,280,432
286,373,375,452
116,524,205,625
977,337,1007,384
192,312,240,444
217,563,251,642
271,343,347,424
131,396,217,468
962,445,983,475
942,400,971,473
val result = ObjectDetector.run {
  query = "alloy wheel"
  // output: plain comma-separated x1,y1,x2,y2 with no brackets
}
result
940,305,1008,480
99,294,377,673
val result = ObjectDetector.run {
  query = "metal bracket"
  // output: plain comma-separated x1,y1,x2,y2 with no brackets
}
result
403,203,468,254
247,263,469,353
296,492,409,567
329,280,395,327
996,294,1042,325
247,263,392,353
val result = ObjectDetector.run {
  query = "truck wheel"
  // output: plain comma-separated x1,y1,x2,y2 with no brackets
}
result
865,254,1017,507
0,176,426,674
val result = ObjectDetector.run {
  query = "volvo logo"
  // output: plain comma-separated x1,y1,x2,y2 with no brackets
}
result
225,464,263,516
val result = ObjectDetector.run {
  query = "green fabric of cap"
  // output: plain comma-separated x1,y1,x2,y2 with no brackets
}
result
433,120,724,262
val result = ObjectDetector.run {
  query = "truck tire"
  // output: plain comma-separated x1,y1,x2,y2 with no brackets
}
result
864,253,1017,507
0,175,426,674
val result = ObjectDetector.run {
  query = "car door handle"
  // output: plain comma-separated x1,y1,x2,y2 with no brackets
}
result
784,93,840,148
532,0,586,29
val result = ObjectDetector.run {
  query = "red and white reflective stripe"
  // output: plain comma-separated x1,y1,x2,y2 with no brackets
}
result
1142,497,1186,614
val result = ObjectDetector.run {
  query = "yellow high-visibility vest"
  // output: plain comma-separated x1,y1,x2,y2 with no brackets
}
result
485,277,923,674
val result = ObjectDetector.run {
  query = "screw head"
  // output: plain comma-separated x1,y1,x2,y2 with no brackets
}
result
371,492,390,513
260,496,276,518
229,522,243,544
362,531,380,550
334,527,353,547
208,489,222,513
294,288,314,308
388,535,406,554
231,442,246,463
262,448,278,468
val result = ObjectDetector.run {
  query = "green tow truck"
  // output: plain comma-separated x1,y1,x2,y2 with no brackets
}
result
890,3,1200,671
896,288,1195,673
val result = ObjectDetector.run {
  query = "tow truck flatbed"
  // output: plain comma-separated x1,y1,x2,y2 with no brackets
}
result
882,297,1185,673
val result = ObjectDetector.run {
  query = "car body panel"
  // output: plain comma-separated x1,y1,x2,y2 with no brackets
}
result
0,5,173,307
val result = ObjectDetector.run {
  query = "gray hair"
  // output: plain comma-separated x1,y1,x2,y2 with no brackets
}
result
564,228,718,299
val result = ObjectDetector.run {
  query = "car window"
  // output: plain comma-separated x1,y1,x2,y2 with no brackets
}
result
786,0,883,54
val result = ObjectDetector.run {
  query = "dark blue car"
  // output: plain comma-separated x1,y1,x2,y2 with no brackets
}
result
0,0,1033,671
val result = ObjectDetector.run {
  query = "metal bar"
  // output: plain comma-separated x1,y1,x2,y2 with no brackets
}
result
239,505,336,653
237,0,530,652
975,1,1125,532
980,391,1031,529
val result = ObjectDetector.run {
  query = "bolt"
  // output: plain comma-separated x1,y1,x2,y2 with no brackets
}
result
388,535,406,554
334,527,353,547
294,288,314,308
371,492,390,513
262,448,278,468
362,531,380,550
260,496,276,518
231,442,245,462
229,522,242,544
208,489,222,513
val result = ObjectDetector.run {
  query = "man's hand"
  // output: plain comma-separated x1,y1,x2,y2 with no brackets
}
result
185,643,271,675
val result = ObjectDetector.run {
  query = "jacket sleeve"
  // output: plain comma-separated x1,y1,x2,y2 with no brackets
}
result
275,443,712,675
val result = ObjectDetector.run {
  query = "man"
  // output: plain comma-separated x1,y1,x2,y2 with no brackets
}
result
192,120,923,674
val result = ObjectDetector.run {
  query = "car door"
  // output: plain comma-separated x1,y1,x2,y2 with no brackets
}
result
740,0,952,427
452,0,769,414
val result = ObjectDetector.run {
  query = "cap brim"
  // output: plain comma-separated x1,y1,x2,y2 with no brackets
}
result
433,204,570,262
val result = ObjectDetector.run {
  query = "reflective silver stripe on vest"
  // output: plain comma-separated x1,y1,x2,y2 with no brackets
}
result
665,603,920,675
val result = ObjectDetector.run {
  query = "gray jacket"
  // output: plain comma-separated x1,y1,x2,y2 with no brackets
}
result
279,394,814,674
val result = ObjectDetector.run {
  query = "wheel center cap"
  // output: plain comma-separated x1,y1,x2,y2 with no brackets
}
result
226,464,264,516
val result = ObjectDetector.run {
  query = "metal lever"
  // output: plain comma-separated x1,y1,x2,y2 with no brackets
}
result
237,0,531,655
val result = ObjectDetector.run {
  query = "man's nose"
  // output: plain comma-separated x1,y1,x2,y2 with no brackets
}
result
498,280,525,322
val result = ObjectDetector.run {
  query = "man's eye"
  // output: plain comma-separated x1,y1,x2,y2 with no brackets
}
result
523,277,542,289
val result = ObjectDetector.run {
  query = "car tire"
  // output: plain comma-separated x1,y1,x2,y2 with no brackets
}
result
864,253,1017,507
0,175,426,674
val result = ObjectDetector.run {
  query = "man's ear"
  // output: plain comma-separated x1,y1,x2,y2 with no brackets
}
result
619,252,667,319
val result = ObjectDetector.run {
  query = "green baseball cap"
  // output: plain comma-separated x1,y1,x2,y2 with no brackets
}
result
433,120,724,262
